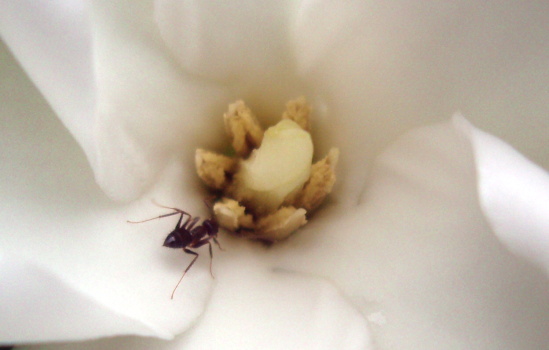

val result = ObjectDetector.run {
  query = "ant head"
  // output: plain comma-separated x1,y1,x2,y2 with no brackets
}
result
163,231,185,249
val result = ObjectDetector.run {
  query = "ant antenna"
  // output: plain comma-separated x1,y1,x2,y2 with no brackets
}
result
127,211,183,224
127,200,193,224
152,199,192,215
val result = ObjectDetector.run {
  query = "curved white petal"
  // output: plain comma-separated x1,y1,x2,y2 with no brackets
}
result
0,0,96,161
31,248,372,349
174,243,371,350
154,0,293,83
154,0,315,121
0,48,213,343
0,2,234,202
270,118,549,349
455,116,549,272
291,0,549,204
0,254,171,342
89,1,234,201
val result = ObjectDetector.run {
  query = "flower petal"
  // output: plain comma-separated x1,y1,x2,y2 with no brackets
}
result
89,1,234,201
0,48,214,343
456,116,549,272
270,118,549,349
0,2,234,202
154,0,293,83
0,0,96,159
154,0,315,119
291,1,549,203
29,244,372,349
176,245,371,349
0,254,172,342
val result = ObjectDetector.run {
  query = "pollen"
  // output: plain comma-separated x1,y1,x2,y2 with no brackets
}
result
196,97,339,242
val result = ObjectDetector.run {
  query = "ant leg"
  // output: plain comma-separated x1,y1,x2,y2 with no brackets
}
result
186,216,200,230
127,211,182,224
208,242,214,278
203,196,217,210
171,249,199,299
175,213,184,229
212,236,224,251
191,238,215,277
176,212,193,230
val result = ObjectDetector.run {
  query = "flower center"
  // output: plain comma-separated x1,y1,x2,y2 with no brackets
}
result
195,97,339,242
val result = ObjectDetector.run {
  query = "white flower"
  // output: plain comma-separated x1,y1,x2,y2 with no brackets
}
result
1,1,548,349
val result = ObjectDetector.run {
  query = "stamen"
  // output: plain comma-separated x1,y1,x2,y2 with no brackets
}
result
195,97,339,242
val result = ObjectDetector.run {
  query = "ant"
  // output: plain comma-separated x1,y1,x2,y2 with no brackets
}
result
128,202,222,299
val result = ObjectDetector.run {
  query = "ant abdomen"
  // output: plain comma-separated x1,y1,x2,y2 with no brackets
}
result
163,232,186,249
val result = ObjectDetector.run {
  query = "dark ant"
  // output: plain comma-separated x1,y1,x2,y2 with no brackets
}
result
128,202,222,299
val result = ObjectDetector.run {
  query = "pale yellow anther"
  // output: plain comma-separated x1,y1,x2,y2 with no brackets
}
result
195,149,238,190
213,198,254,232
255,207,308,241
293,148,339,211
281,96,311,131
224,100,264,157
